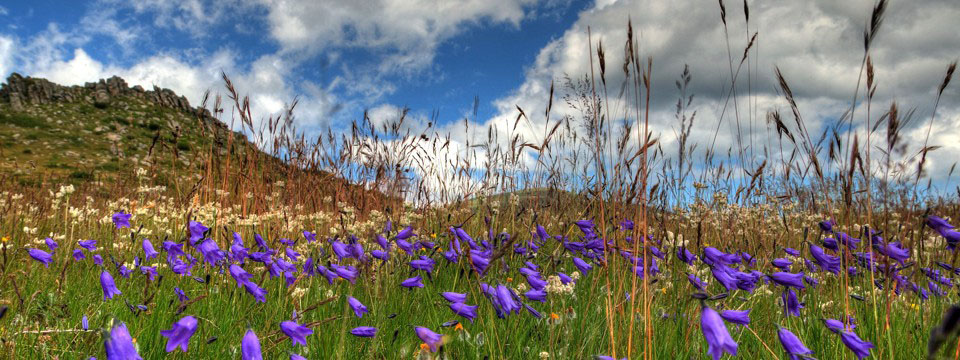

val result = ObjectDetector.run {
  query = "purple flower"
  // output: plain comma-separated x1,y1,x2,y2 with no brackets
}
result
840,330,874,359
93,254,103,266
197,239,225,265
79,239,97,251
112,213,132,229
28,248,53,267
410,257,435,273
493,284,522,316
73,249,86,261
558,272,574,284
241,329,262,360
771,258,792,271
332,241,350,260
139,266,157,281
572,257,592,274
688,274,707,291
253,234,268,251
778,327,813,360
396,226,417,241
396,239,413,254
838,232,861,249
82,315,89,330
243,281,267,303
45,237,58,252
782,289,803,317
350,326,377,337
280,320,313,346
160,316,198,352
371,250,389,261
100,270,121,300
926,216,955,232
677,247,697,265
401,276,424,288
104,322,142,360
142,239,158,260
700,306,738,360
174,287,189,303
449,302,479,323
441,292,467,303
302,230,317,243
784,247,800,256
331,265,358,284
719,309,751,325
575,220,595,235
769,272,805,289
822,237,839,251
229,264,253,287
809,245,841,274
819,219,836,233
711,265,739,291
290,354,306,360
414,327,443,352
469,250,490,275
823,319,853,334
118,265,132,278
524,289,547,302
187,221,208,245
523,303,543,318
348,297,368,318
526,274,547,290
879,241,910,265
163,241,185,258
285,247,300,261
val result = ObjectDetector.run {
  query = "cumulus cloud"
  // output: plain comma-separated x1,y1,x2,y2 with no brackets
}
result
476,0,960,181
258,0,541,99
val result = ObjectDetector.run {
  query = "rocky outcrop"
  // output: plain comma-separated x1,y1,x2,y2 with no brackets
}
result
0,73,215,121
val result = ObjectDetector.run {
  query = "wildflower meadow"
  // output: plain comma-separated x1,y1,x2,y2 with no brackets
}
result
2,0,960,359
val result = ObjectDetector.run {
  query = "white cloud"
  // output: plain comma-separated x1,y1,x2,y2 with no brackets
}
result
476,0,960,183
0,35,13,78
258,0,540,99
16,42,341,133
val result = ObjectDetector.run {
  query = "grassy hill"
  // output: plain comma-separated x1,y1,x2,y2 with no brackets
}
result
0,73,393,212
0,73,246,186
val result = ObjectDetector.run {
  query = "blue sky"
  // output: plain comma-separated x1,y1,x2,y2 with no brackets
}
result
0,0,588,127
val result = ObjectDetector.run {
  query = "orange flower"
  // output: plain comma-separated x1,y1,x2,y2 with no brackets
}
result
506,277,513,282
420,343,431,351
549,313,560,320
454,323,464,331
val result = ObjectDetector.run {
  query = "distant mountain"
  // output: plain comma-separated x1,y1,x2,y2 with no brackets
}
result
0,73,390,209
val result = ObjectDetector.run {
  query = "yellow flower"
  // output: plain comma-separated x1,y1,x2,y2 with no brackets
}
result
1,236,8,243
431,233,437,238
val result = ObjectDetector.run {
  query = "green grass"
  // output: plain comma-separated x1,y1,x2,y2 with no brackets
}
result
0,206,953,359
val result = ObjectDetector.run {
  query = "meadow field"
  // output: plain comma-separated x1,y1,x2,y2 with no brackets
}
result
2,0,960,359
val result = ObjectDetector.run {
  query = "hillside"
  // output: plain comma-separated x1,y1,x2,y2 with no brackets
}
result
0,73,392,211
0,73,247,185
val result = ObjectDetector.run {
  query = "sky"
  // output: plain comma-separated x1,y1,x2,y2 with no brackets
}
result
1,0,959,197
